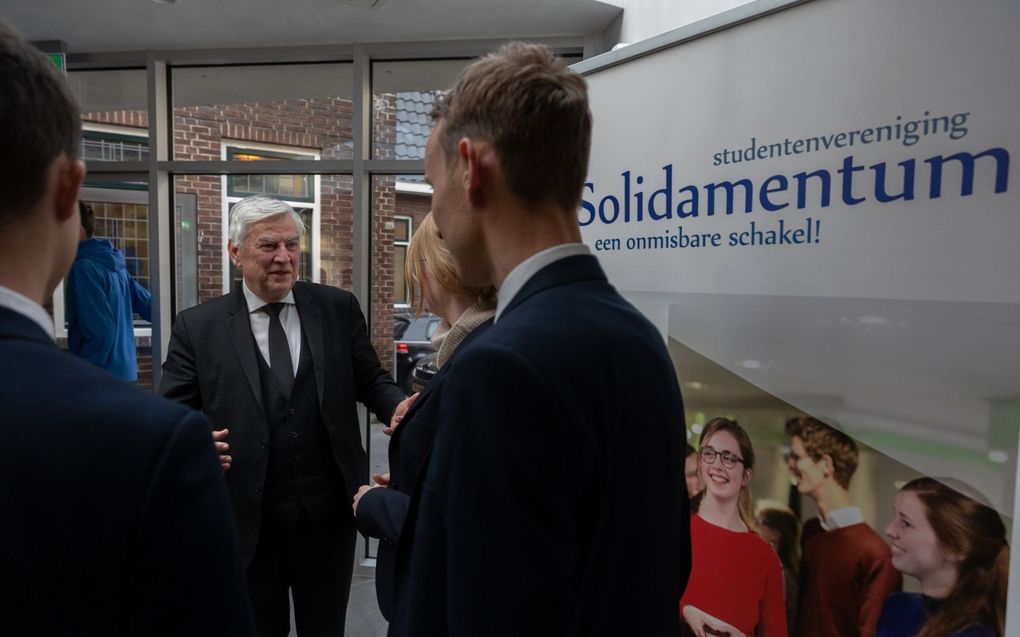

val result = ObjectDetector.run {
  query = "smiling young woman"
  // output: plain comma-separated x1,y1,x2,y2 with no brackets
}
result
875,477,1008,637
680,418,787,637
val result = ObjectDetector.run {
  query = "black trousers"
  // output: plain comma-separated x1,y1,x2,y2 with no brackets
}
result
246,507,357,637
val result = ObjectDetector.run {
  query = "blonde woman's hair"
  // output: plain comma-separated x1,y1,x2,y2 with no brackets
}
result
404,212,496,314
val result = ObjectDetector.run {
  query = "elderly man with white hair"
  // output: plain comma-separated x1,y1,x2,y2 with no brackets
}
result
160,194,407,637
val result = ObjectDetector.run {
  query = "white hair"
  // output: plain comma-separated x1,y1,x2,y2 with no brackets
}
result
228,195,305,246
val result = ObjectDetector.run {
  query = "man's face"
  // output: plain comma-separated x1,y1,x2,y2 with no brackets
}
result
786,436,829,495
229,213,300,303
424,121,487,287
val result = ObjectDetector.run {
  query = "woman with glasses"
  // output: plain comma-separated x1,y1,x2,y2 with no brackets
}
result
680,417,786,637
875,477,1007,637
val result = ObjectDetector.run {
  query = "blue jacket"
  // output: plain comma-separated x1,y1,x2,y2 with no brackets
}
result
66,238,151,381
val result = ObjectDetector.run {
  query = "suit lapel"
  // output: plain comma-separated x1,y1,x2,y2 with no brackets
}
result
293,283,326,407
225,287,263,409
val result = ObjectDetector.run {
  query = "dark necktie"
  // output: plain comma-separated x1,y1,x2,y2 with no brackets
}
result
263,302,294,397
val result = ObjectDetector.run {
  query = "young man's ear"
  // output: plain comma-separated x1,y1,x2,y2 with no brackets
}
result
55,158,86,222
459,137,492,208
821,454,835,478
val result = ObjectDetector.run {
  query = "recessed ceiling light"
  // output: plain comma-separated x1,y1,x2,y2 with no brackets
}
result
989,450,1009,464
857,316,888,325
736,359,762,370
685,381,704,390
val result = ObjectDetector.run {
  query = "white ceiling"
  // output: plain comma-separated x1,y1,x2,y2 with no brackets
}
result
0,0,622,54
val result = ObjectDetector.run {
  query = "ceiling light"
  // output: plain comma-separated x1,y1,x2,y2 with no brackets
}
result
989,450,1009,464
685,381,704,390
736,359,762,370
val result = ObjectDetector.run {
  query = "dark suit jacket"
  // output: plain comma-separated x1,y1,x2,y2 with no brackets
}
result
159,281,405,563
356,319,492,619
0,306,253,636
389,255,691,636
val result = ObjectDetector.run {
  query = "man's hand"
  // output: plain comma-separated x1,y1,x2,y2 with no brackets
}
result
212,428,231,472
384,393,419,435
681,605,746,637
352,473,391,516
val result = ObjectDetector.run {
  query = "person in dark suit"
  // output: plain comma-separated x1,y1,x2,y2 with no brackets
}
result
352,211,496,620
0,18,253,635
159,194,408,636
388,43,690,636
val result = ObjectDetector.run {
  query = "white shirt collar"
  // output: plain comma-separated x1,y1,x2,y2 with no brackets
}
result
494,243,590,323
819,506,864,531
242,281,295,314
0,284,54,340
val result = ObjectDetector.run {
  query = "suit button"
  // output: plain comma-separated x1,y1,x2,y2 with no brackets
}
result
288,408,296,416
259,439,269,449
290,431,299,439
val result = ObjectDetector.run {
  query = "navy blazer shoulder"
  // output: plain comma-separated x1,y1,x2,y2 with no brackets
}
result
0,306,253,635
390,254,690,636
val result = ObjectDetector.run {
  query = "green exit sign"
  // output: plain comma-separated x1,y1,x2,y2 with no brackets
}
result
47,53,65,73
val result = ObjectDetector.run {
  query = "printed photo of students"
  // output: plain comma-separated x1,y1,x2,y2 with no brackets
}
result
756,506,800,636
681,417,786,637
785,416,901,637
875,477,1009,637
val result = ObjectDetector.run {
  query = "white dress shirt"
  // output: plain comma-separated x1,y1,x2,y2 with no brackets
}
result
819,505,865,531
494,243,591,323
242,283,301,374
0,284,54,339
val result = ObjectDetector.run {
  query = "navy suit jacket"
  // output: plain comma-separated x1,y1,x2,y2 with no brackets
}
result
356,319,493,619
0,306,253,635
159,281,405,563
389,254,691,636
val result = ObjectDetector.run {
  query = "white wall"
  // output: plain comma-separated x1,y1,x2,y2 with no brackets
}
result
604,0,755,49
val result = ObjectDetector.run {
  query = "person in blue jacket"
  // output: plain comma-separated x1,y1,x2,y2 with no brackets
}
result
66,201,151,381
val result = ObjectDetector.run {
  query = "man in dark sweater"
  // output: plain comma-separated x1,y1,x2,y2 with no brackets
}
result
785,416,901,637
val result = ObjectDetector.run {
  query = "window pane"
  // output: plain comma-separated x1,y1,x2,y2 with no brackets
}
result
393,217,410,242
372,60,472,160
172,64,354,161
68,69,149,162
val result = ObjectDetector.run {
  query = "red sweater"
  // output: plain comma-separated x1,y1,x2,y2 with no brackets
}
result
795,519,902,637
680,514,787,637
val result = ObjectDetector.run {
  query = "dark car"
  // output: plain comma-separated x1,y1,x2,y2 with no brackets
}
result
411,351,439,393
394,312,442,393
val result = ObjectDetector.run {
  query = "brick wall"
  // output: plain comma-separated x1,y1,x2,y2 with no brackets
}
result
80,91,413,386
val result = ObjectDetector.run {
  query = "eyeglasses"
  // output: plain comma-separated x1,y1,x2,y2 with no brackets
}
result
699,446,745,469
